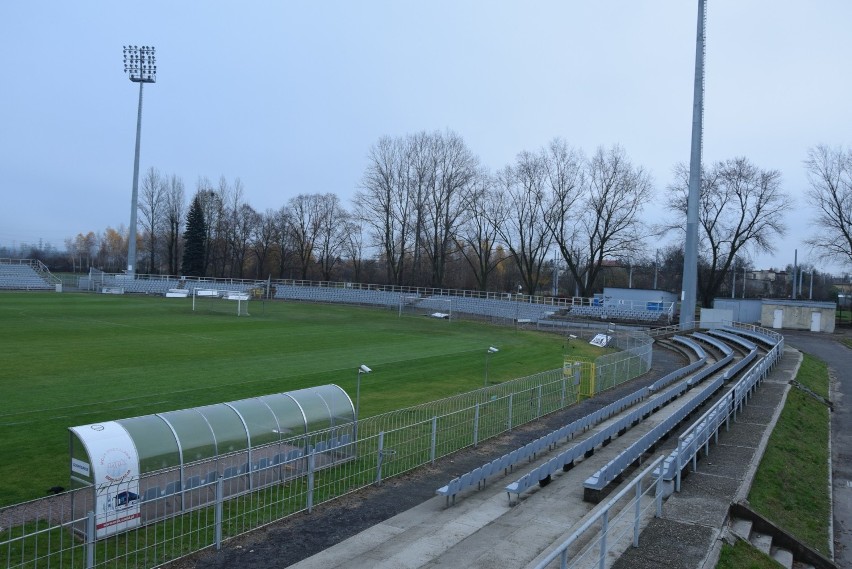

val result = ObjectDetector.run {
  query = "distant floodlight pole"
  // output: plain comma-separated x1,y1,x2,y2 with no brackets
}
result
679,0,705,330
123,45,157,275
485,347,499,387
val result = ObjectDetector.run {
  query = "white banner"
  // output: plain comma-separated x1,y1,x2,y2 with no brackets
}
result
70,421,141,538
589,334,612,347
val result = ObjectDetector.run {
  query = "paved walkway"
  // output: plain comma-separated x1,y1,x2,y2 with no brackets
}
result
612,346,800,569
287,347,802,569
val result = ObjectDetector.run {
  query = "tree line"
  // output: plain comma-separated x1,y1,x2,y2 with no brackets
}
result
22,132,852,304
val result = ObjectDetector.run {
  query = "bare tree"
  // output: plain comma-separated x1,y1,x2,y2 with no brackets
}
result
574,145,652,296
272,205,294,279
251,209,279,279
314,193,349,281
804,145,852,268
355,136,413,285
454,169,505,291
406,131,433,284
342,218,366,283
422,130,478,287
494,155,552,295
667,157,792,306
539,139,586,292
287,194,323,280
230,202,258,279
163,174,185,276
139,167,166,273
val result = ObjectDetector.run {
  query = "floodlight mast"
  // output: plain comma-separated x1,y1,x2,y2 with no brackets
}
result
679,0,705,330
123,45,157,276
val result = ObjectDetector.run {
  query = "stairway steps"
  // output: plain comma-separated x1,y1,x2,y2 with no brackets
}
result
729,517,753,541
770,545,794,569
750,531,773,555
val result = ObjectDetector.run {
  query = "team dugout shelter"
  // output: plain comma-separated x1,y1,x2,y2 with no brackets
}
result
69,384,355,538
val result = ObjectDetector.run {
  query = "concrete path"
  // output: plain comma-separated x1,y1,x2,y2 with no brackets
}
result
612,346,801,569
288,348,796,569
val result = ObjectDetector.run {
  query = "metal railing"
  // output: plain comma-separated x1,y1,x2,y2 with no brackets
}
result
533,455,665,569
656,324,784,491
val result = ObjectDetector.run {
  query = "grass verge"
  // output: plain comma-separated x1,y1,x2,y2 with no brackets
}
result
747,353,831,556
717,539,782,569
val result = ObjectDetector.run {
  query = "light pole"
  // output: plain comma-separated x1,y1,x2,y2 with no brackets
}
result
355,364,371,421
485,347,499,387
354,364,371,448
123,45,157,275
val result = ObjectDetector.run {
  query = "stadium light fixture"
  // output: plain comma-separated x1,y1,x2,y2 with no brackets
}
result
485,347,499,386
123,45,157,276
354,364,372,448
355,364,372,420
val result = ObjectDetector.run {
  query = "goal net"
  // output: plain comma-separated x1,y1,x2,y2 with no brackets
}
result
192,288,250,316
397,295,453,321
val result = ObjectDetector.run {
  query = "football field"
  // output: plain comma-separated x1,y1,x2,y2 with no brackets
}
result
0,292,590,505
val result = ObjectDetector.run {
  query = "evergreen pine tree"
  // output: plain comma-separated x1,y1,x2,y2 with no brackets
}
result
181,194,207,276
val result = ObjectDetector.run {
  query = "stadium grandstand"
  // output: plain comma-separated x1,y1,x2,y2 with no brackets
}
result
0,258,59,290
70,270,678,325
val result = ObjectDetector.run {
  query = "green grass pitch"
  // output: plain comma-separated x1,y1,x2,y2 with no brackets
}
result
0,292,596,506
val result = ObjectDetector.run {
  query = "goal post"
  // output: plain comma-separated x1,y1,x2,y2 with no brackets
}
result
397,295,453,321
192,288,250,316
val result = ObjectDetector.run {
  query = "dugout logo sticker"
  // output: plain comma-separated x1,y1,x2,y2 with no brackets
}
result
99,447,132,483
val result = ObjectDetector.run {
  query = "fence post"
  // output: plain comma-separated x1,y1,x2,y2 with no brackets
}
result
86,510,95,569
599,509,609,569
561,375,566,408
655,472,664,517
376,431,385,485
536,385,542,417
430,416,437,464
215,476,223,550
473,403,480,447
675,440,682,493
307,450,315,513
508,393,514,431
633,476,642,547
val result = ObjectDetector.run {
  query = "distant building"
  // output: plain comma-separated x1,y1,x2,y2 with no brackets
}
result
760,300,836,333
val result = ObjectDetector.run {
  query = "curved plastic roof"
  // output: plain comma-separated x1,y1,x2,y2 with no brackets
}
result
70,384,354,476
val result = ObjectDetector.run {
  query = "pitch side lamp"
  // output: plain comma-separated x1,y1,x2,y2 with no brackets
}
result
485,347,499,387
123,45,157,275
356,364,372,420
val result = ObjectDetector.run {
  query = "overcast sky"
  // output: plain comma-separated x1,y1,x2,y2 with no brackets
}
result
1,1,850,273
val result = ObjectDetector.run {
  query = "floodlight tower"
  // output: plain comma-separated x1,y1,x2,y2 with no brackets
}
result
679,0,705,329
123,45,157,275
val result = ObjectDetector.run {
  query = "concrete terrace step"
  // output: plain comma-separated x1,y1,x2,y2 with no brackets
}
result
771,545,794,569
750,531,773,555
729,517,753,541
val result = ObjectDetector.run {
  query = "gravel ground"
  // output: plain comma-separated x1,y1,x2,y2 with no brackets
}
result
167,347,685,569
